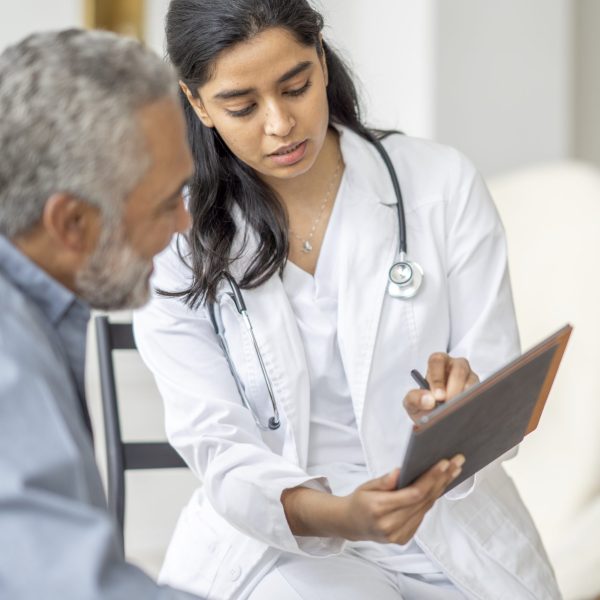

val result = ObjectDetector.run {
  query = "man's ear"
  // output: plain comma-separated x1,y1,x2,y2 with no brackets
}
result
179,81,214,128
42,193,100,254
318,35,329,87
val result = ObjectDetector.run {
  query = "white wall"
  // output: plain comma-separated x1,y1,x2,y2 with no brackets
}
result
435,0,572,176
0,0,82,52
322,0,573,176
574,0,600,167
145,0,171,57
0,0,168,56
318,0,436,138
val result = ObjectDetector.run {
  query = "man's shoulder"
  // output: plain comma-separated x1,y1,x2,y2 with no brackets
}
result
0,272,61,369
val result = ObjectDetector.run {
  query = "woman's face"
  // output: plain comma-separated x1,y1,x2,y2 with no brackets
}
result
185,27,330,181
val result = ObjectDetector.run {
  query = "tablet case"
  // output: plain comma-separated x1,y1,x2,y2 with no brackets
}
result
396,324,572,492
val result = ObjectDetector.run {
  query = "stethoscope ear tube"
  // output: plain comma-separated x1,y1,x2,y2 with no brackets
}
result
368,133,424,299
368,133,408,256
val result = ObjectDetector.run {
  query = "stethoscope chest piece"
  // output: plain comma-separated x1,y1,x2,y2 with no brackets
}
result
387,254,424,299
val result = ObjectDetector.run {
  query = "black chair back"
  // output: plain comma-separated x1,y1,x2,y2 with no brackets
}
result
94,315,186,551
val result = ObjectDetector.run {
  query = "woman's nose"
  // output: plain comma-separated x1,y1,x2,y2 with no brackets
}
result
264,102,295,137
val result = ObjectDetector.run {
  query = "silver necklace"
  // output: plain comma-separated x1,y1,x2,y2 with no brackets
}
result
290,156,343,253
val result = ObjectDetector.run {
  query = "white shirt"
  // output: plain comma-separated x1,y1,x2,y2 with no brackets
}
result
282,168,444,580
282,174,364,473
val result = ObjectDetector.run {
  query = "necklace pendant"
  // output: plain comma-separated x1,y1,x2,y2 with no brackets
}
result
302,240,313,253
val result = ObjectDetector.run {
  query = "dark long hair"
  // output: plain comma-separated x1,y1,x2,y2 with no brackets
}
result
165,0,373,305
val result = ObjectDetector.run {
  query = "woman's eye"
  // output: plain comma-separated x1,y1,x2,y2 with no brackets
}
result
226,104,256,118
286,80,312,97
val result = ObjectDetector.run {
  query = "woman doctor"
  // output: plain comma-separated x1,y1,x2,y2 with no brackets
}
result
133,0,561,598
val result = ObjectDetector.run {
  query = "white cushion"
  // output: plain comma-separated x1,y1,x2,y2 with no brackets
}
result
490,161,600,600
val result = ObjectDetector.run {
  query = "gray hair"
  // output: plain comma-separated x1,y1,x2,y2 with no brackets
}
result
0,29,178,237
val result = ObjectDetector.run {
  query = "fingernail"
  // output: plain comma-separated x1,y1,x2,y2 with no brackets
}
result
422,394,435,409
439,460,450,472
451,467,462,478
454,455,466,468
434,388,445,400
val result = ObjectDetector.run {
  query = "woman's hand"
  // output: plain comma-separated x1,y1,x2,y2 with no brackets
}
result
337,455,465,543
281,455,465,543
403,353,480,424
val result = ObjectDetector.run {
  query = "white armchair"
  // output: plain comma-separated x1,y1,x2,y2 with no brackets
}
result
489,161,600,600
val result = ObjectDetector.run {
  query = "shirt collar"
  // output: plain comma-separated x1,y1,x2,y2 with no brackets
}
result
0,235,90,326
335,124,399,206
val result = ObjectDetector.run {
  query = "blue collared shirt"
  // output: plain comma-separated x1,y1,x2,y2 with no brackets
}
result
0,235,92,434
0,235,199,599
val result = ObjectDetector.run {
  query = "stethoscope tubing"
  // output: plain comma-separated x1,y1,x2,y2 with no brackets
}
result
365,132,408,255
208,133,422,429
208,276,281,430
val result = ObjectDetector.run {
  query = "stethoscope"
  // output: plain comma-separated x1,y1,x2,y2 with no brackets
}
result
208,135,423,430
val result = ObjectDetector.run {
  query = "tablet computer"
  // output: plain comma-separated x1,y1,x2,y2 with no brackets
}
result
396,324,572,492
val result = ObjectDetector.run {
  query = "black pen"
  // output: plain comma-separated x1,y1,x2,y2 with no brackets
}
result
410,369,430,390
411,368,445,408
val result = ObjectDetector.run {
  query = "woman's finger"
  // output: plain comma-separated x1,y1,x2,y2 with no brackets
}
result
403,389,436,417
380,458,465,542
378,503,428,543
426,352,450,401
389,510,429,544
445,357,472,400
466,371,480,389
382,456,463,511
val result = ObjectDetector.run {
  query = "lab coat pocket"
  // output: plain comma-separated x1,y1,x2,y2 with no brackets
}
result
159,503,231,598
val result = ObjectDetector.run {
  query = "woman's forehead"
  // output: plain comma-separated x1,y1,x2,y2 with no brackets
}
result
202,28,317,94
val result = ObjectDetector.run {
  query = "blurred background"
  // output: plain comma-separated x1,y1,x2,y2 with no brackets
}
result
1,1,599,599
2,0,600,175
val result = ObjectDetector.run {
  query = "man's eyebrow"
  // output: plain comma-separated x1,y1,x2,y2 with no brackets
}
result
213,61,314,101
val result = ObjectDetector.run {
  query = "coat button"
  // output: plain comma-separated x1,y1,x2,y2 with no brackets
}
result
229,566,241,581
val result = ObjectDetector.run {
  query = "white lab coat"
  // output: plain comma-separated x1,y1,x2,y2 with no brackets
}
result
133,127,561,600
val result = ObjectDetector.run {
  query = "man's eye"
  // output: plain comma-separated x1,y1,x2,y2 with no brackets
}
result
161,201,179,213
226,104,256,118
286,80,312,97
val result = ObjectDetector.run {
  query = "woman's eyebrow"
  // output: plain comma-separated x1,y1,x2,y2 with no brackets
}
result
276,60,312,84
213,60,313,101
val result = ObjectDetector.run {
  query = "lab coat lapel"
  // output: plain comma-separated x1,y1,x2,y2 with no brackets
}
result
230,268,311,465
336,198,398,429
336,130,408,429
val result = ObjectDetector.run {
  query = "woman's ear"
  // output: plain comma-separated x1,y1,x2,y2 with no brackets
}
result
318,35,329,87
179,81,215,128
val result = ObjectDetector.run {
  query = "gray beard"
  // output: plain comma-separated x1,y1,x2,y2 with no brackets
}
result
75,221,153,311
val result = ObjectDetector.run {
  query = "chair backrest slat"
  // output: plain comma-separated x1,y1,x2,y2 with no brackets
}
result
123,442,187,470
109,322,136,350
94,315,187,552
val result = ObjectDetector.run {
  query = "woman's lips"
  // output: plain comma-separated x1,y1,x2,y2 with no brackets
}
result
268,140,308,166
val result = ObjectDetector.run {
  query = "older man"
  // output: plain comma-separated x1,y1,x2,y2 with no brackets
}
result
0,30,200,599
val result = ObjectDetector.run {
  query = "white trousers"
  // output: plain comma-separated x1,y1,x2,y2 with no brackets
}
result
247,552,468,600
